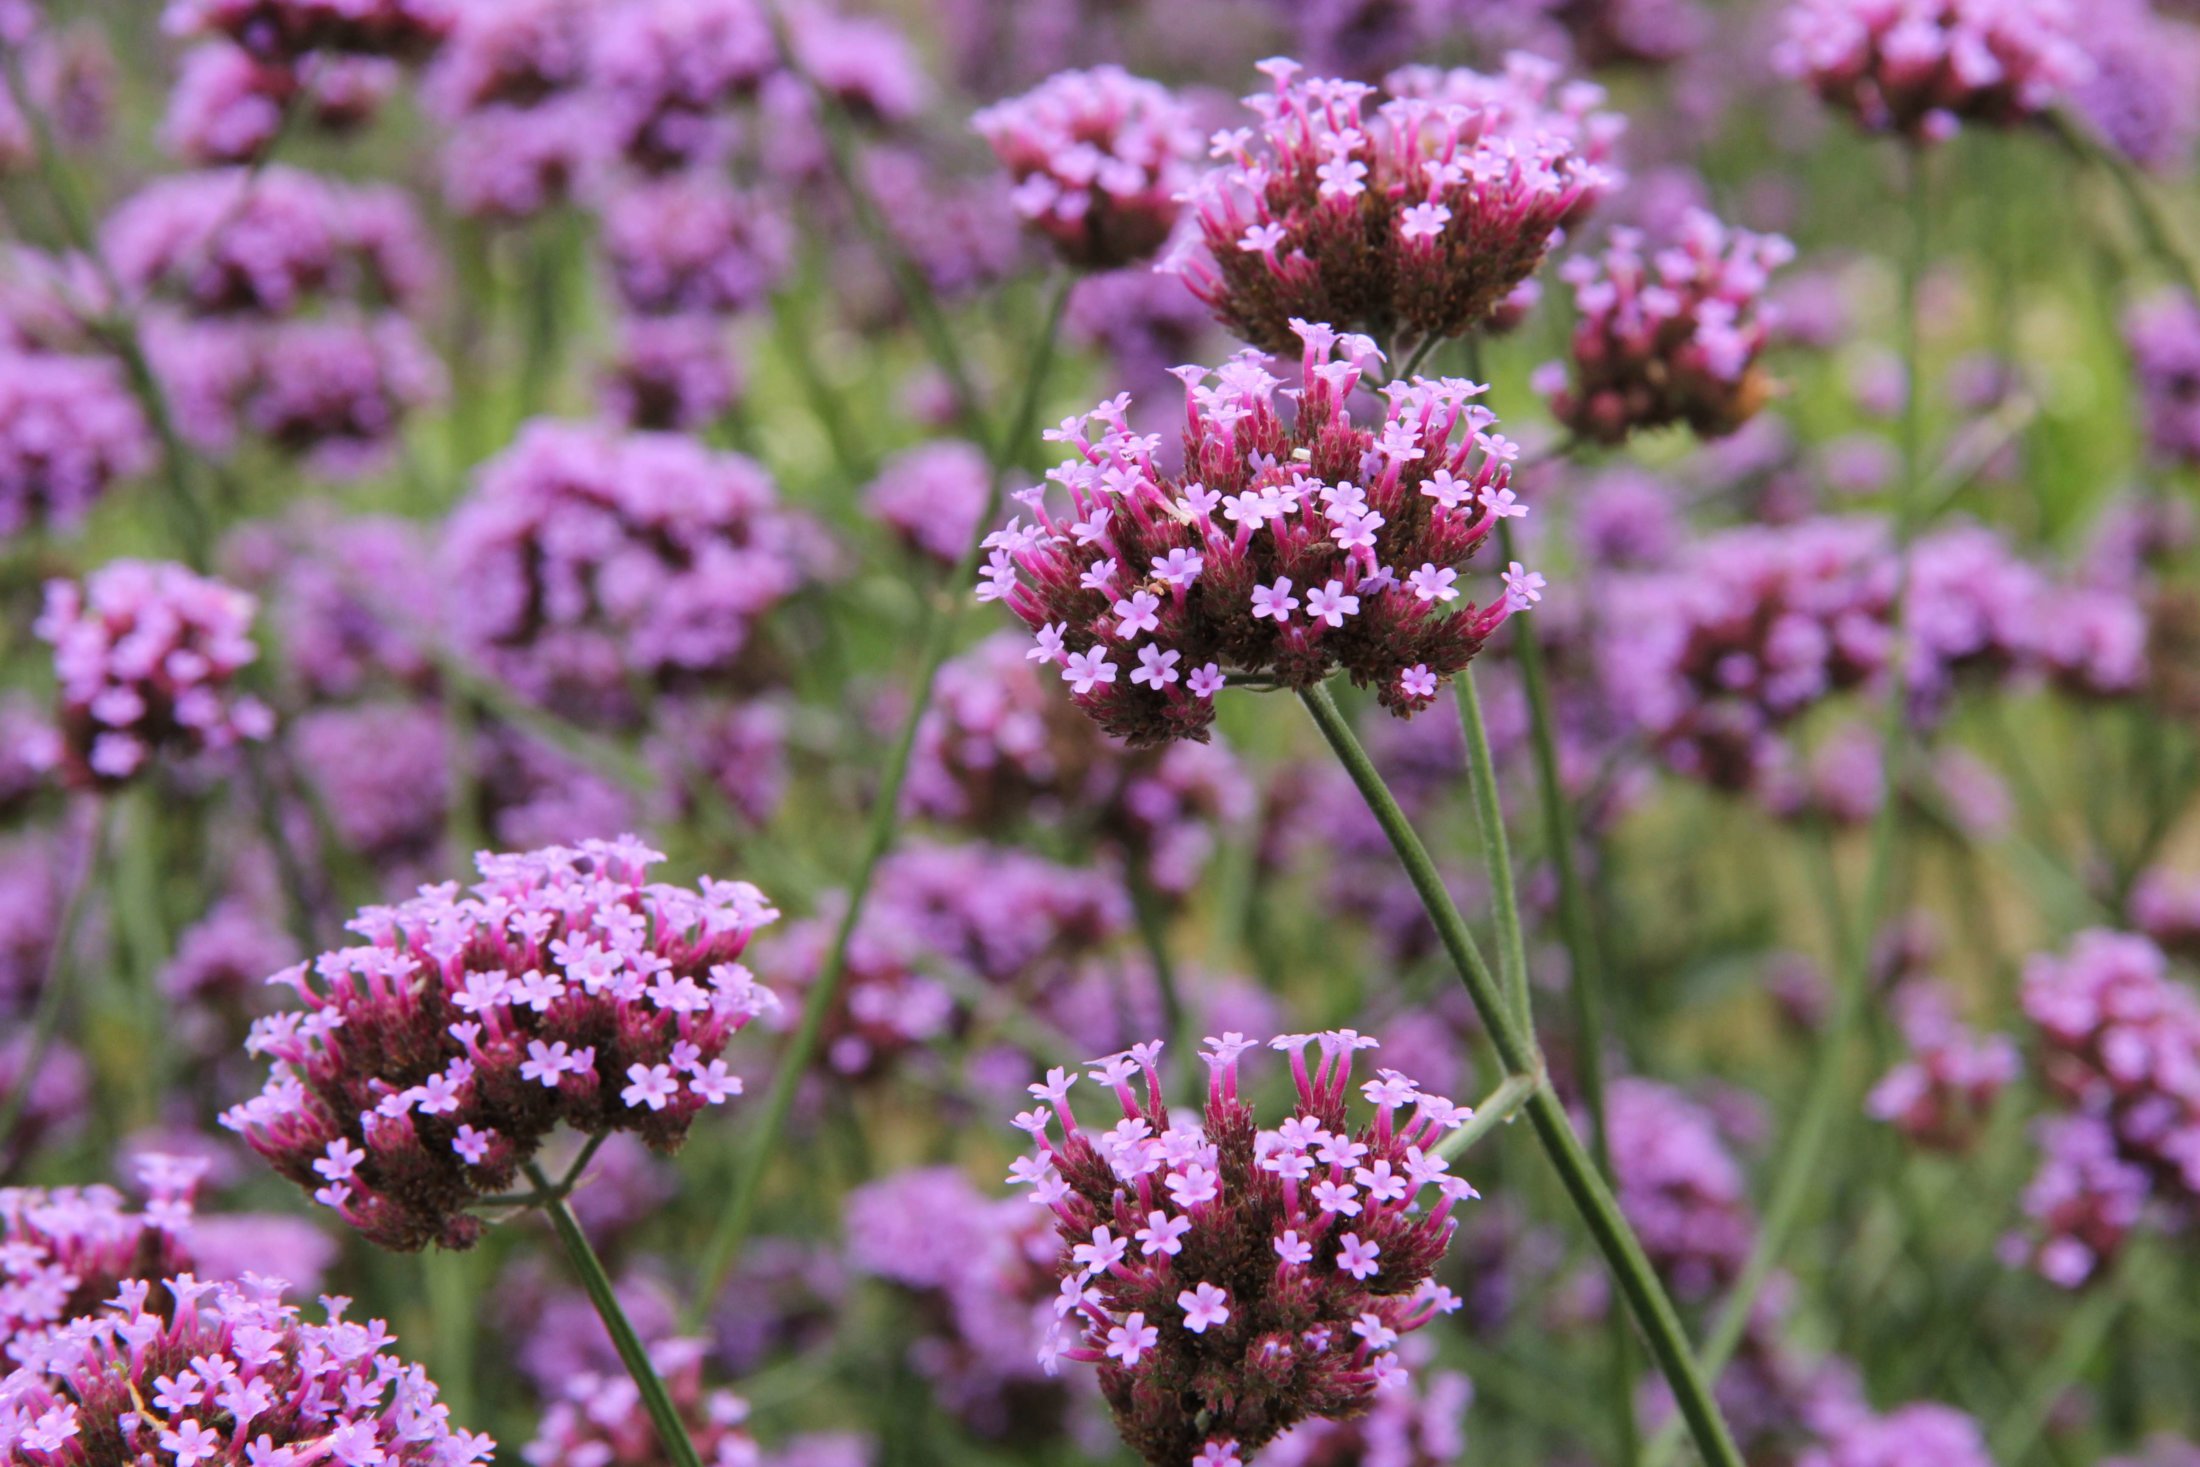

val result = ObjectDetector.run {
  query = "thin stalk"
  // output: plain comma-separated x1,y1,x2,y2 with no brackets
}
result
1126,862,1191,1090
1433,1073,1538,1161
0,806,108,1178
525,1161,703,1467
761,0,984,434
690,276,1073,1317
1456,668,1530,1025
2054,114,2200,301
1988,1278,2128,1466
1298,682,1745,1467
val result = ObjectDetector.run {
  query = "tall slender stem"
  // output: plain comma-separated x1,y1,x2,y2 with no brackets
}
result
0,805,108,1179
525,1161,703,1467
1646,156,1938,1467
1298,682,1745,1467
1456,668,1530,1025
691,277,1073,1317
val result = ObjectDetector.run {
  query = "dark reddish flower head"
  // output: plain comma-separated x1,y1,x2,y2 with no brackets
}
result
977,322,1538,747
1175,57,1615,356
222,836,779,1252
1009,1030,1475,1465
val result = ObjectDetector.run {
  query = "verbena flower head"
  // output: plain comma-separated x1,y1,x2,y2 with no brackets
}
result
1798,1401,1993,1467
1176,56,1614,355
223,509,437,702
846,1165,1074,1440
0,347,154,537
441,420,819,726
974,65,1199,270
977,324,1531,745
2071,0,2200,173
163,43,399,163
1606,1077,1755,1302
2125,291,2200,469
1555,0,1713,67
524,1336,755,1467
103,167,436,318
592,0,775,172
908,633,1255,895
221,836,779,1251
0,1159,201,1348
1865,981,2018,1152
0,1272,491,1465
1774,0,2090,143
162,0,455,63
1537,209,1794,445
35,559,273,788
1009,1030,1474,1463
601,314,740,432
865,440,992,567
2014,928,2200,1283
603,172,790,318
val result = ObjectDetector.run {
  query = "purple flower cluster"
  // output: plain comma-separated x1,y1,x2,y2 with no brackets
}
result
104,167,435,318
772,841,1129,1082
2124,292,2200,469
592,0,775,173
1537,209,1795,445
2071,0,2200,173
524,1336,754,1467
0,1272,491,1465
1175,57,1611,355
846,1165,1076,1440
221,836,779,1251
1775,0,2090,142
1798,1401,1993,1467
441,420,820,726
0,347,154,537
0,1160,200,1348
2015,929,2200,1285
601,315,741,433
974,65,1198,270
35,559,273,788
222,509,437,702
163,0,455,63
865,440,992,567
603,172,790,317
2133,867,2200,962
907,633,1255,895
978,324,1532,745
1010,1031,1473,1463
162,43,400,163
1865,981,2018,1152
1605,1077,1755,1302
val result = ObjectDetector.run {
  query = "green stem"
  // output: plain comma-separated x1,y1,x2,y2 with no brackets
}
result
1298,682,1745,1467
0,805,108,1178
525,1161,703,1467
1988,1277,2129,1466
1433,1073,1538,1161
1126,862,1191,1089
1456,667,1530,1026
690,276,1072,1319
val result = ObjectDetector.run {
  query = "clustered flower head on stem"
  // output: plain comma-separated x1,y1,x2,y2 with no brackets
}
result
907,632,1254,896
162,43,400,164
1536,208,1794,446
525,1335,756,1467
163,0,456,64
0,1271,492,1465
0,348,154,538
2012,928,2200,1285
221,836,779,1251
1865,980,2018,1153
1009,1029,1474,1464
440,420,820,727
978,322,1535,745
1774,0,2090,143
603,172,790,318
975,65,1199,271
0,1158,202,1348
1798,1401,1994,1467
2124,292,2200,470
1605,1076,1756,1303
1176,55,1614,356
34,559,274,789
